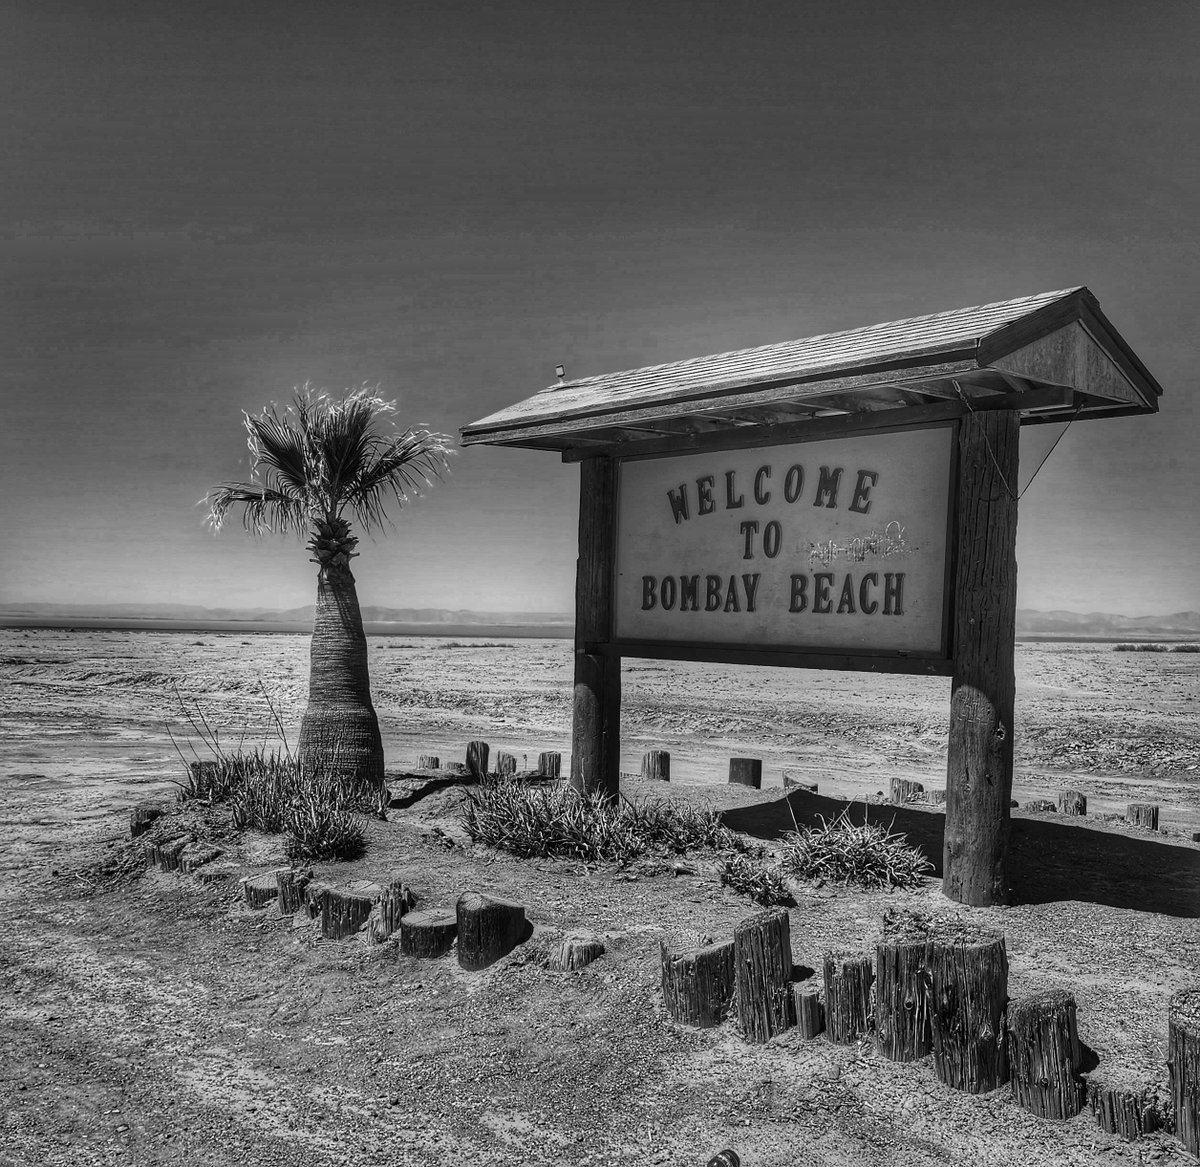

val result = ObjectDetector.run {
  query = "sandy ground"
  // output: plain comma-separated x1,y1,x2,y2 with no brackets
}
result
1,628,1199,1166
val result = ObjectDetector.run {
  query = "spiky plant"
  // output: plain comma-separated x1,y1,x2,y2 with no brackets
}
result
206,385,452,788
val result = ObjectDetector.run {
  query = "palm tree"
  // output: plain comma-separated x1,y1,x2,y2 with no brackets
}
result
206,385,452,788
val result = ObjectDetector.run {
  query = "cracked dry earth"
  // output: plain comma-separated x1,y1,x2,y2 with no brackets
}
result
3,783,1199,1167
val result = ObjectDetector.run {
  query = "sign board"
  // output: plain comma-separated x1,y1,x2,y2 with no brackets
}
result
613,423,956,662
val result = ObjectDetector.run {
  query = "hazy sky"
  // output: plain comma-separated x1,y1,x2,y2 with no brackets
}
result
3,1,1198,617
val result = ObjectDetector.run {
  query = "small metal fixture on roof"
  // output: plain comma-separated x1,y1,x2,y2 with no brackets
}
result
555,364,566,384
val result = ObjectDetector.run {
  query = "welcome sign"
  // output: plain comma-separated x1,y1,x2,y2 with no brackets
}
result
613,424,955,658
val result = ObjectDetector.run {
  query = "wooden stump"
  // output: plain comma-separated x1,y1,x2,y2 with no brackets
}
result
792,981,825,1038
927,923,1009,1093
823,951,874,1044
399,908,458,958
1127,802,1160,831
660,938,736,1028
320,888,376,939
178,843,223,874
930,789,947,806
1008,989,1084,1118
303,881,333,919
275,867,313,915
782,769,817,793
242,873,279,909
417,754,440,769
456,892,526,970
1169,986,1200,1157
549,934,605,971
369,880,416,943
1024,799,1058,813
729,758,763,789
495,751,517,777
537,751,562,778
875,914,932,1061
1086,1076,1165,1140
734,908,793,1042
466,740,490,779
1057,790,1087,816
890,777,925,804
641,750,671,782
148,835,192,872
130,803,164,839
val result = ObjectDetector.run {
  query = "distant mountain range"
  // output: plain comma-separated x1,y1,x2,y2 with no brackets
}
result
0,602,1197,639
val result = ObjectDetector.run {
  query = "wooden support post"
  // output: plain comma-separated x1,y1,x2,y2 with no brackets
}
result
728,758,763,788
945,409,1019,907
792,981,825,1038
1126,802,1159,831
734,908,794,1042
537,751,561,778
660,938,736,1027
1058,790,1087,816
570,456,620,804
875,914,933,1061
823,951,874,1044
466,740,489,778
641,750,671,782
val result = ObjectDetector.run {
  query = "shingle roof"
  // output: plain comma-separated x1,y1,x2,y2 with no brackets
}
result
461,287,1160,451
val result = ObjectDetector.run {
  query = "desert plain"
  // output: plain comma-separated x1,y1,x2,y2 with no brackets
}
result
1,627,1199,1166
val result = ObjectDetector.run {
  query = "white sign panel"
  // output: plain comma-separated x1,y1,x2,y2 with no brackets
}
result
613,425,954,656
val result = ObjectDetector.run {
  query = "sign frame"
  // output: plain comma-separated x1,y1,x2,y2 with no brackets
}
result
601,416,962,676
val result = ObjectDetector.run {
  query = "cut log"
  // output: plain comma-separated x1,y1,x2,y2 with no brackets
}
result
875,913,932,1061
782,769,818,793
1008,989,1084,1118
368,879,416,944
466,740,490,779
242,873,279,909
792,981,825,1039
148,835,192,873
641,750,671,782
275,867,313,915
1126,803,1159,831
823,951,874,1044
321,888,376,940
889,777,925,804
130,803,164,839
728,758,763,789
734,908,793,1042
537,751,562,778
495,751,517,777
1024,799,1058,814
417,754,440,769
1170,986,1200,1157
456,892,526,970
399,908,458,958
1086,1076,1166,1140
660,938,736,1028
178,843,223,875
1057,790,1087,816
927,922,1008,1093
549,934,605,971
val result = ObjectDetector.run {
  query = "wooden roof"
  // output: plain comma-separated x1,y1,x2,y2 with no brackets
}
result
461,287,1162,456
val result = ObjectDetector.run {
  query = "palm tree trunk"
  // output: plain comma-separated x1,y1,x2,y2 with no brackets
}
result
297,560,385,788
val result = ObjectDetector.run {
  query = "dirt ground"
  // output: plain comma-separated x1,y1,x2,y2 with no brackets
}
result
2,628,1199,1166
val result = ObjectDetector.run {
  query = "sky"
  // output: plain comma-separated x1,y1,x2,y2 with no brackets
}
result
2,0,1198,618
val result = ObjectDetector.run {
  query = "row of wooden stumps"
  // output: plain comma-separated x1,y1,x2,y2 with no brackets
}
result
416,742,562,780
661,909,1200,1153
633,750,819,794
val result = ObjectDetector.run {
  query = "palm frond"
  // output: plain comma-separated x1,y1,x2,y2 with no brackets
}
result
244,407,312,502
343,428,454,533
205,483,308,536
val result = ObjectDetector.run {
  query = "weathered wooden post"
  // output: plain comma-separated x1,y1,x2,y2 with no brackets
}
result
570,456,620,803
944,409,1019,907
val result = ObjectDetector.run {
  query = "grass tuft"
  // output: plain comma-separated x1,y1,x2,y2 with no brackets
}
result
779,808,932,890
720,854,795,906
460,781,759,867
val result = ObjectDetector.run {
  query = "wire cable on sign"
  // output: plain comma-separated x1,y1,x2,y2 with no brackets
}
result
951,383,1084,501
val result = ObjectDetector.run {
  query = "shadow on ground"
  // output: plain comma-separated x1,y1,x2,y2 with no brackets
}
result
721,789,1200,918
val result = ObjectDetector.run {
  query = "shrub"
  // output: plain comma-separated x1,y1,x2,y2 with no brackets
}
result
779,809,932,890
284,771,366,862
1114,643,1170,652
230,755,296,832
720,854,795,906
1171,644,1200,653
460,781,760,865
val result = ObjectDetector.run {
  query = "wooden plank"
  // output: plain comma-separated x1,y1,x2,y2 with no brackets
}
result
602,638,954,677
943,409,1019,907
570,456,620,802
